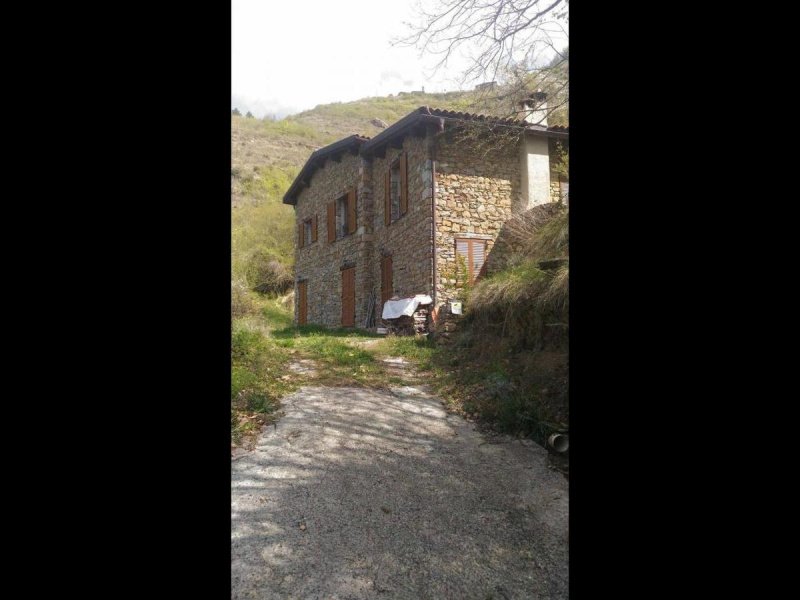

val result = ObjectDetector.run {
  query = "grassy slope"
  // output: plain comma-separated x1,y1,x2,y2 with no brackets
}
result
232,295,434,446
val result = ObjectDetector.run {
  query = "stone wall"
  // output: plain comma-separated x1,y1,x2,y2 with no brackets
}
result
293,152,374,327
370,133,435,322
431,303,462,344
433,131,522,309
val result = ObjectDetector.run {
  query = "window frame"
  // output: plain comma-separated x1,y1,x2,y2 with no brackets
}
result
385,152,408,227
303,218,313,246
331,189,356,240
336,194,349,239
455,237,489,285
390,159,401,222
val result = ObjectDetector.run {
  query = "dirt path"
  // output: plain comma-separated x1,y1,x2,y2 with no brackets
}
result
231,364,568,599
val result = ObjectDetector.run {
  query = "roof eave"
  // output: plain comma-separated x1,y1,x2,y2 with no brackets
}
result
282,135,368,205
525,126,569,140
360,108,427,156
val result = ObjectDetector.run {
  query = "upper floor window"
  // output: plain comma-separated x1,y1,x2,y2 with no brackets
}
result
390,161,401,221
337,194,349,238
328,189,357,243
298,215,317,248
384,152,408,226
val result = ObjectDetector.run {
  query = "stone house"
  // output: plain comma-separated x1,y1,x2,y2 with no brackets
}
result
282,100,569,331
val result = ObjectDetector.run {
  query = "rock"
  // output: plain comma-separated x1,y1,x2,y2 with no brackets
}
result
371,118,388,129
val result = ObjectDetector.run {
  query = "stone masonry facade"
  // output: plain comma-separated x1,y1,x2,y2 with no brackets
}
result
292,151,374,327
433,131,521,307
370,135,434,307
287,110,568,332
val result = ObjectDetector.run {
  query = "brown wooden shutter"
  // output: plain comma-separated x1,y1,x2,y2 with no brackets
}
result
399,152,408,215
384,171,391,226
455,239,489,283
381,255,393,305
472,240,487,281
298,281,308,325
347,189,357,234
312,215,318,242
298,220,304,249
341,267,355,327
456,239,468,285
327,202,336,243
465,240,477,282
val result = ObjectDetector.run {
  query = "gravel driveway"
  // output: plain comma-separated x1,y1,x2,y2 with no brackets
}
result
231,383,568,599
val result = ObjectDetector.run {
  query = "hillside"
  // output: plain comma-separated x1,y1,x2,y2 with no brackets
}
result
232,91,478,203
231,86,567,287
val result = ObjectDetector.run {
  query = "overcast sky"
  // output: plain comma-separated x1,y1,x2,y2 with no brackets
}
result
232,0,567,119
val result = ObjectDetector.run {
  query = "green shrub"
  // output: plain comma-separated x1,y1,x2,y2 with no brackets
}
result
245,250,293,295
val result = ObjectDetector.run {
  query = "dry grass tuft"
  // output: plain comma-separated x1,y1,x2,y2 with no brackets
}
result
539,264,569,312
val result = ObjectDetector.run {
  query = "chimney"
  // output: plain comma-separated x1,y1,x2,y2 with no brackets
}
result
519,90,548,126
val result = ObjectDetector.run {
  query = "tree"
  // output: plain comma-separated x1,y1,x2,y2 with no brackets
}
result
245,111,254,119
400,0,569,125
232,107,241,116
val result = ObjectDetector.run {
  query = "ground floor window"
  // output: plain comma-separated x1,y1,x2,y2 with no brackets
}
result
455,238,488,284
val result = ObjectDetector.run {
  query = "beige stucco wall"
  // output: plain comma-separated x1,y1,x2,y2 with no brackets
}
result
519,134,551,208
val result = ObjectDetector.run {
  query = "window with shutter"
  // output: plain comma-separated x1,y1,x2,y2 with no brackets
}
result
312,215,318,242
390,159,401,221
303,218,313,246
384,172,391,226
455,238,489,284
336,195,347,238
298,221,304,249
334,190,356,239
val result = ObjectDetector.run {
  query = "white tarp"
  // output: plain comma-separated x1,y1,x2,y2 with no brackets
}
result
381,294,433,320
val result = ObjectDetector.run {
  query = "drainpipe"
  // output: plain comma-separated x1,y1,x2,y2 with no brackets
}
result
431,146,437,309
426,110,443,314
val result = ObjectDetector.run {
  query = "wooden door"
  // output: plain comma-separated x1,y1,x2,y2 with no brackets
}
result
298,281,307,325
341,267,355,327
